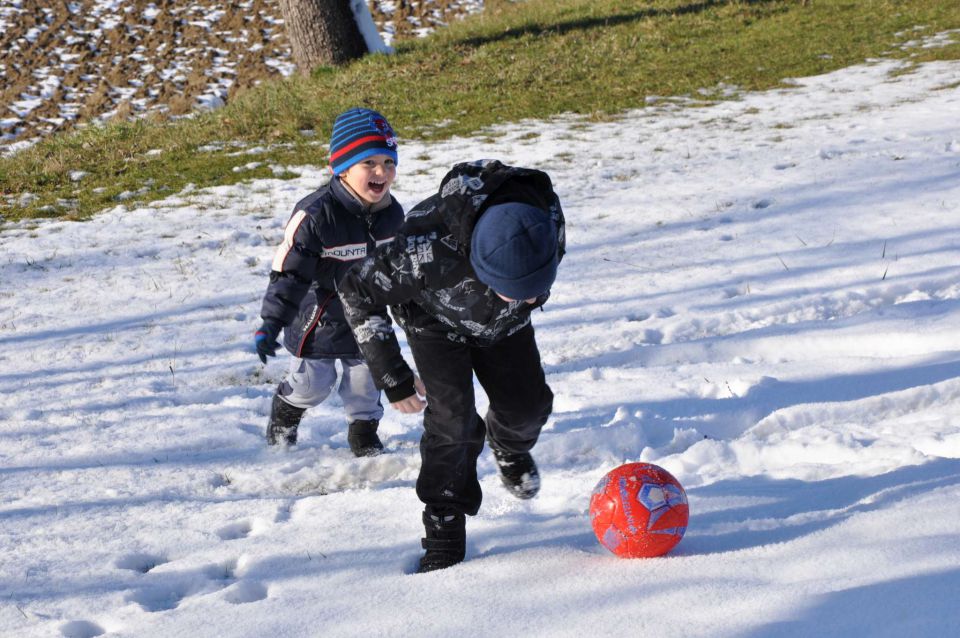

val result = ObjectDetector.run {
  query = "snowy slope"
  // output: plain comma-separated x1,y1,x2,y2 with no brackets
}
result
1,55,960,637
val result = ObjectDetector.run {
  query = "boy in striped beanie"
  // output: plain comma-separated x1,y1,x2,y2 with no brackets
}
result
254,108,403,455
329,107,398,176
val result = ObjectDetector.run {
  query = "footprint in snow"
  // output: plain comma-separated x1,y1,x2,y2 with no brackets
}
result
274,499,297,524
205,558,240,582
115,553,167,574
224,580,269,605
722,287,746,299
60,620,105,638
216,520,253,541
125,559,241,612
640,329,663,345
209,473,232,489
126,583,190,612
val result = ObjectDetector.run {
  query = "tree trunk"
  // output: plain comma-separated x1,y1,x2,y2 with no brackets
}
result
279,0,368,72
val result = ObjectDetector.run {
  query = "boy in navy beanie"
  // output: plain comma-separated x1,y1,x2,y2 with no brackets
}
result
254,108,403,456
338,160,565,572
470,202,559,302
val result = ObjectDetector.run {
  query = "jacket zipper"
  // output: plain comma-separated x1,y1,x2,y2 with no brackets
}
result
295,212,380,357
296,291,337,357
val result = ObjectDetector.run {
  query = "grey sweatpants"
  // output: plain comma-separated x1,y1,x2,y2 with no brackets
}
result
278,357,383,423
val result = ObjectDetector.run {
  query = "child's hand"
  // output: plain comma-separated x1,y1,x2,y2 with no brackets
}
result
391,375,427,414
254,321,282,363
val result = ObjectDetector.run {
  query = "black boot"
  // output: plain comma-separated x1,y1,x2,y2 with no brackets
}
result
417,510,466,573
347,419,383,457
266,392,305,446
491,447,540,499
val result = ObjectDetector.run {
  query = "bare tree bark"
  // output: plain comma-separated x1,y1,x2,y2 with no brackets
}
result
279,0,368,73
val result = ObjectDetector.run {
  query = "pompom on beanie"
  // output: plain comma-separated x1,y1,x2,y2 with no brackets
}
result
329,108,398,175
470,202,559,300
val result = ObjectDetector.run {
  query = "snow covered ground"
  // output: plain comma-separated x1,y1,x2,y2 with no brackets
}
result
2,54,960,637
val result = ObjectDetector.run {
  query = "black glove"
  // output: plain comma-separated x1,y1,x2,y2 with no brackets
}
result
254,320,282,364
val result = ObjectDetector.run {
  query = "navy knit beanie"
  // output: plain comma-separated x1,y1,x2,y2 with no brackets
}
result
329,108,398,175
470,203,559,300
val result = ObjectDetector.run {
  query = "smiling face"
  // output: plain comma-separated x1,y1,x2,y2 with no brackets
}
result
339,154,397,205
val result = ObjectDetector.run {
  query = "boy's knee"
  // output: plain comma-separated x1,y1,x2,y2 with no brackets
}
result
520,384,553,424
282,375,336,407
507,383,554,426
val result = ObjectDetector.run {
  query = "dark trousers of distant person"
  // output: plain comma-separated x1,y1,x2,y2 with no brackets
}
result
407,324,554,516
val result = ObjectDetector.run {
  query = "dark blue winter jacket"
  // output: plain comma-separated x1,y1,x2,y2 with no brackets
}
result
259,177,404,359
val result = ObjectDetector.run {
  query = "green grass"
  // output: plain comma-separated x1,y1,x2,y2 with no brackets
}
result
3,0,960,222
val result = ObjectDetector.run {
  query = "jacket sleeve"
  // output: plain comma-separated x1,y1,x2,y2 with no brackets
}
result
260,209,320,326
338,232,424,402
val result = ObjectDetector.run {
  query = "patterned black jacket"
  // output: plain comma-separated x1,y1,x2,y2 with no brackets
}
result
259,176,404,359
338,160,565,401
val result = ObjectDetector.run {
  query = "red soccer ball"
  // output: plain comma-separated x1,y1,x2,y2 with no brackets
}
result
589,462,689,558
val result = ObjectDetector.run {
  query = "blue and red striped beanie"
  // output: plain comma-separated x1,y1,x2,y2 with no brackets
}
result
329,108,398,175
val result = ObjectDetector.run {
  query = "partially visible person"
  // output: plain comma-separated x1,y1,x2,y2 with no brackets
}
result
255,108,403,456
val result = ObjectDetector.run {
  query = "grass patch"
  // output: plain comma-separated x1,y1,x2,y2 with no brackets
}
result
3,0,960,222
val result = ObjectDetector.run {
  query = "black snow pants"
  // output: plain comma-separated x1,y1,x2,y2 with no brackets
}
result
407,323,554,516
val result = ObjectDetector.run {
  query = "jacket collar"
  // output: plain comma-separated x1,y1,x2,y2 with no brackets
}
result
330,176,392,220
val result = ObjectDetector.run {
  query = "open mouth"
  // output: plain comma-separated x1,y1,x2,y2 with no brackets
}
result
367,180,386,195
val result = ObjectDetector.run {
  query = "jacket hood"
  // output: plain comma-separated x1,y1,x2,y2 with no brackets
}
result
434,160,556,250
